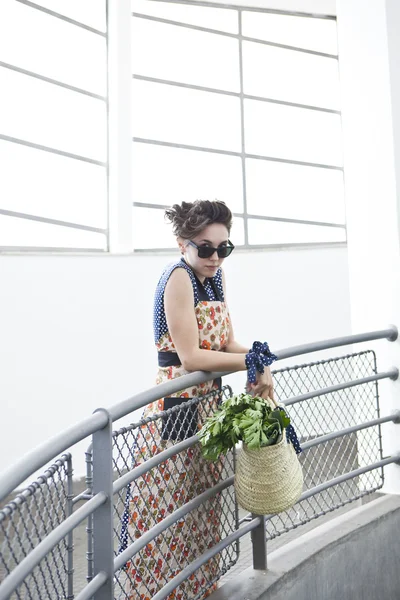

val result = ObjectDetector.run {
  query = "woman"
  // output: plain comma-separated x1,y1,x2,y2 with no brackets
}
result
123,200,274,600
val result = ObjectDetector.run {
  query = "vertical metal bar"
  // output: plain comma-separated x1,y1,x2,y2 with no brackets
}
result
238,9,249,246
250,514,267,570
66,455,75,599
92,409,114,599
233,448,240,559
372,351,384,464
85,446,94,585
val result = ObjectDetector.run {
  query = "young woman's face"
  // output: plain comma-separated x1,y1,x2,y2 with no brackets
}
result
180,222,230,282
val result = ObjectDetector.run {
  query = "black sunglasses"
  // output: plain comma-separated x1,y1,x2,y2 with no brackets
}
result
187,240,235,259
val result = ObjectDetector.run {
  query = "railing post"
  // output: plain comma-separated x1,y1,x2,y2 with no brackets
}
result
66,454,74,600
92,409,114,599
85,446,94,585
251,514,267,570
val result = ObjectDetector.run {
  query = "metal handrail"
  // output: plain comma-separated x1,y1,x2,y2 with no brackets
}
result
74,573,108,600
301,411,400,451
1,326,397,503
0,326,398,600
285,370,399,406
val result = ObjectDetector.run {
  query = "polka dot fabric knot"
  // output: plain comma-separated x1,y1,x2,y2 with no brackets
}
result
251,340,278,362
286,423,302,454
245,341,278,384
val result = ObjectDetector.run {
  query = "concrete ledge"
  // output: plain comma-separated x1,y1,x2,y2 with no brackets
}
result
211,494,400,600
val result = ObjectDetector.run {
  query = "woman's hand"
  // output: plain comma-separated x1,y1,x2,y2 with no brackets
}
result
246,367,274,400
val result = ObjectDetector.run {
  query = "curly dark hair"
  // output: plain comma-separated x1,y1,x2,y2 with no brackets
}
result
165,200,232,239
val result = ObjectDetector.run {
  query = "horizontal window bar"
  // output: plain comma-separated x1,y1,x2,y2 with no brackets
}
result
133,136,240,157
0,134,107,166
132,137,343,170
16,0,107,36
133,11,337,57
0,246,106,254
133,73,239,98
132,11,238,39
0,61,107,101
151,0,336,20
150,517,261,600
132,242,347,253
245,213,345,228
242,35,337,59
301,411,400,451
114,475,234,571
133,74,340,114
132,203,346,229
0,492,107,599
0,209,107,235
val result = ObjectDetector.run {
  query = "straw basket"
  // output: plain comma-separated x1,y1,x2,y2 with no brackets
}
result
235,434,303,515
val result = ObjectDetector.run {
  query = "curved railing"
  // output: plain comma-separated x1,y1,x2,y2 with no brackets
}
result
0,326,398,600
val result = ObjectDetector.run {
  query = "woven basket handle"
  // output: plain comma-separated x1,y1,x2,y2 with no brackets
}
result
265,396,279,410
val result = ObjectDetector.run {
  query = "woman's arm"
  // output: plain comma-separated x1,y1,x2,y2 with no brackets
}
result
164,268,248,373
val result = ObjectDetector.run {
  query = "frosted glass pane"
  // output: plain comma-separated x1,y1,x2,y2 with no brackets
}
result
232,216,245,246
244,100,342,166
0,215,107,249
243,41,340,110
132,18,240,92
0,0,107,96
242,12,338,54
248,219,346,245
133,80,241,152
0,68,107,161
133,207,244,249
132,143,243,213
0,140,107,228
132,0,238,33
246,160,345,224
34,0,106,31
133,207,176,249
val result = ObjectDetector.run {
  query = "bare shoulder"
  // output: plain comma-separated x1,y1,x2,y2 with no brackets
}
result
164,266,194,299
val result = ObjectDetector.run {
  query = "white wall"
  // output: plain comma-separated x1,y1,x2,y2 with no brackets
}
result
336,0,400,493
0,245,351,480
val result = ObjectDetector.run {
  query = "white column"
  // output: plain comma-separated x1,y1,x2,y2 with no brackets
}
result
336,0,400,493
107,0,133,253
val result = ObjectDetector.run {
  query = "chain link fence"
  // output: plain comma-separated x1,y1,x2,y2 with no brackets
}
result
86,385,239,600
0,454,73,600
267,350,383,540
0,350,386,599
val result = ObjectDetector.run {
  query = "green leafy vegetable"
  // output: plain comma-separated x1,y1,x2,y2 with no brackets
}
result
198,393,291,461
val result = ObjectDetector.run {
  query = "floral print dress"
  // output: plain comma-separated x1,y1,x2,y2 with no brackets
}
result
123,258,231,600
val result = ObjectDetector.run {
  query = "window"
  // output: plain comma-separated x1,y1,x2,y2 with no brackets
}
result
0,0,108,251
1,0,345,252
131,0,345,250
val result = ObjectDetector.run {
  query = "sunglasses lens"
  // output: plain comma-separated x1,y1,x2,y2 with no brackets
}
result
198,247,214,259
217,246,233,258
196,243,234,259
